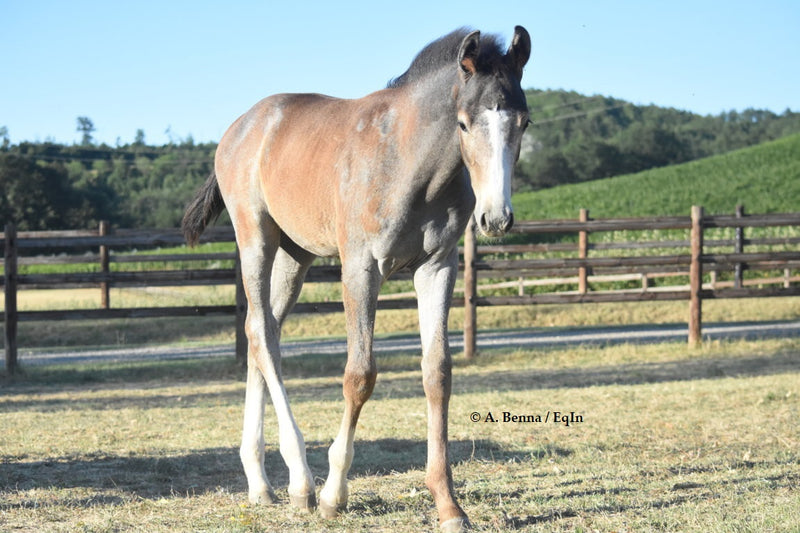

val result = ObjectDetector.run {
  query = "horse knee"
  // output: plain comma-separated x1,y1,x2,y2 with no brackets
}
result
422,356,452,402
343,362,377,408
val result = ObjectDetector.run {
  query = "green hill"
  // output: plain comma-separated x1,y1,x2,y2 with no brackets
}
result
513,133,800,220
516,89,800,192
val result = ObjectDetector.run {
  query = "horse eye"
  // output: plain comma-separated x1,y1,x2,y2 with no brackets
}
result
458,121,469,133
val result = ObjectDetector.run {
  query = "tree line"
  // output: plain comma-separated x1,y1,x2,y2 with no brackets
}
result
518,90,800,191
2,89,799,231
1,136,216,230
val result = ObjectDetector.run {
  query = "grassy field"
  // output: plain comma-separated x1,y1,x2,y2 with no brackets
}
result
1,336,798,532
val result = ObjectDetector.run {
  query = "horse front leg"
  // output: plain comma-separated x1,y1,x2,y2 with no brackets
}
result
414,251,470,532
318,259,381,518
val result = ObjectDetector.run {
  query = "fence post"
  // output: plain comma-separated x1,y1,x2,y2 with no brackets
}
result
4,223,18,375
734,204,745,289
578,208,589,294
234,245,248,367
463,217,478,360
99,220,110,309
688,205,704,346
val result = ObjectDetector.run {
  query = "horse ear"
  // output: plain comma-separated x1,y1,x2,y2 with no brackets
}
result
458,30,481,80
507,25,531,79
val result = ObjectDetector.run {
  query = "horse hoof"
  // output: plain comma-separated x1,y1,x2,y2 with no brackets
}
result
289,492,317,511
318,499,346,519
440,516,471,532
249,488,278,505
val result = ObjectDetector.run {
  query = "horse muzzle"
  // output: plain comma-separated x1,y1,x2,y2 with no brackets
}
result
477,207,514,237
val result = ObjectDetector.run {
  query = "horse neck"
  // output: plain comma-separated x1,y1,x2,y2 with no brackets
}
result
401,70,465,193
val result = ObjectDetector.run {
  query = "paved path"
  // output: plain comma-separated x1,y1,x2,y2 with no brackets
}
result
10,320,800,368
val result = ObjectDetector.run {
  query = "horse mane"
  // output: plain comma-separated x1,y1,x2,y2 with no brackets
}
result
387,28,507,88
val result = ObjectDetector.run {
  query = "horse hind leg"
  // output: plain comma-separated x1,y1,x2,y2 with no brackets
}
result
270,240,317,509
238,234,279,505
241,361,276,504
238,223,316,509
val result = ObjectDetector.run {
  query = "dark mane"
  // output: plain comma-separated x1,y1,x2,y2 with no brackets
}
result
387,28,507,88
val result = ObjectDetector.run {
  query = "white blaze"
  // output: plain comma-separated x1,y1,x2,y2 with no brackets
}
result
482,109,514,216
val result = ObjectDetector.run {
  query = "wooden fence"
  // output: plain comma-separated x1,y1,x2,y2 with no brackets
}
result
2,206,799,374
461,206,800,357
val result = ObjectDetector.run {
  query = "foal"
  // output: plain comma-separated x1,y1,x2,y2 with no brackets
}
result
183,26,530,531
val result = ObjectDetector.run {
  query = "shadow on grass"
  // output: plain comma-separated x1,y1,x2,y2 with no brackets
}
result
3,441,796,529
446,350,800,396
4,348,797,413
0,438,536,506
0,447,244,509
487,468,799,530
12,316,238,352
2,355,247,387
1,385,246,413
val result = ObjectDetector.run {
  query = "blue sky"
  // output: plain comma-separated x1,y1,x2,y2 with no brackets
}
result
2,0,798,146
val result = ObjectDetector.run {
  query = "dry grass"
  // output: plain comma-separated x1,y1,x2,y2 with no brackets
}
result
12,286,237,311
1,337,799,532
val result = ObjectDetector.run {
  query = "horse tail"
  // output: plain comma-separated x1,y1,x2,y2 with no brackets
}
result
182,171,226,247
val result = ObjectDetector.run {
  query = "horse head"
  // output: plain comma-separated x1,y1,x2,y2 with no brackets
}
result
454,26,531,237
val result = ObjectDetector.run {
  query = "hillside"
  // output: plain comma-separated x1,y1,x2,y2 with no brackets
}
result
517,89,800,192
513,133,800,219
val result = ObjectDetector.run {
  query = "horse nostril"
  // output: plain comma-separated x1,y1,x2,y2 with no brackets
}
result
504,212,514,233
479,213,489,232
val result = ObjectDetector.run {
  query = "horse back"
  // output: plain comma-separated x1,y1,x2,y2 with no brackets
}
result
216,90,423,258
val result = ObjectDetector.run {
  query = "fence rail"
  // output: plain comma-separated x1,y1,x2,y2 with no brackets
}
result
3,205,799,374
460,206,800,356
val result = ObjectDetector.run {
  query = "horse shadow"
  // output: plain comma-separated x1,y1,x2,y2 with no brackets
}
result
0,438,540,503
3,439,780,529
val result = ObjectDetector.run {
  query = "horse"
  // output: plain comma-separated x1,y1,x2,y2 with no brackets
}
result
182,26,530,532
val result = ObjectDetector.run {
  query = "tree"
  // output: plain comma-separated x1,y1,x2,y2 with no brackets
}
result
0,154,72,229
76,116,95,146
0,126,9,150
617,124,691,171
